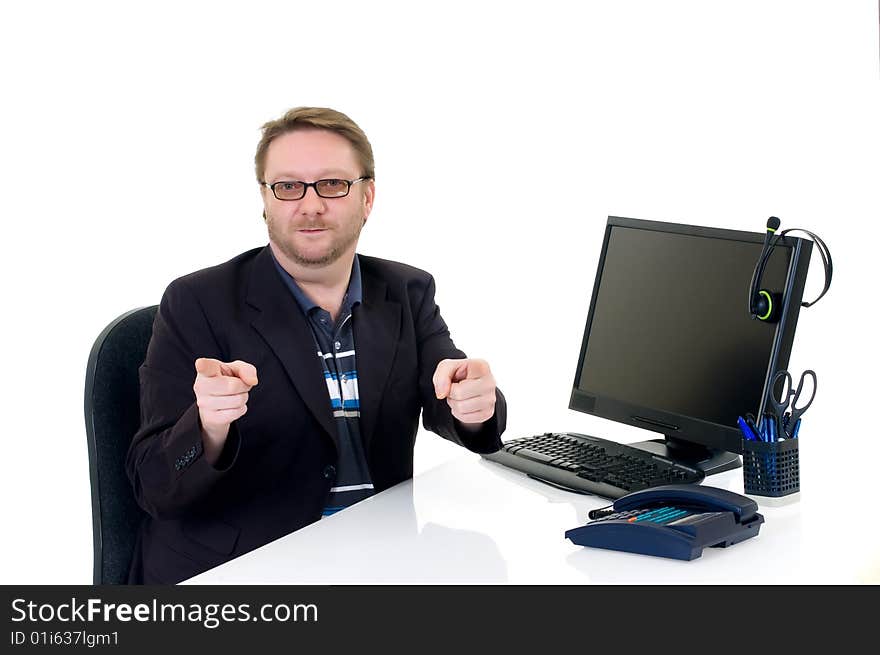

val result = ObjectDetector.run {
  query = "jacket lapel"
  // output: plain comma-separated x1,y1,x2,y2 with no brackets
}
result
245,247,337,447
353,267,401,451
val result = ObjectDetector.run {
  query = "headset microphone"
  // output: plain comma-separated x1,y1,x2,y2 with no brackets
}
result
749,217,782,321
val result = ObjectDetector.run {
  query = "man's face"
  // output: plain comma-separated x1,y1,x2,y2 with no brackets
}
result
261,129,374,269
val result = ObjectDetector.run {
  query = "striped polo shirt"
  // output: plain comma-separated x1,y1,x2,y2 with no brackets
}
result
271,251,375,517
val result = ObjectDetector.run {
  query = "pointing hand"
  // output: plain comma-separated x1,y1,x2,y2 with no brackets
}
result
193,358,259,460
432,358,496,425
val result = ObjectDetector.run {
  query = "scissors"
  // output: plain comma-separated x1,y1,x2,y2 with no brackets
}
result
768,369,817,439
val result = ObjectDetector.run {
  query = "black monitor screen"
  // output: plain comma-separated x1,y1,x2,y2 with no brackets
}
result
575,221,794,435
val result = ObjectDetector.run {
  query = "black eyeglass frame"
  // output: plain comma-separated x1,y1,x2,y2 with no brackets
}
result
261,176,372,201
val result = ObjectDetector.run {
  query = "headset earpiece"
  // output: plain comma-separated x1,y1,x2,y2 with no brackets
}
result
753,290,781,322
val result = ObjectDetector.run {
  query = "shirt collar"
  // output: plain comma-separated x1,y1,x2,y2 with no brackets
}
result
270,247,362,316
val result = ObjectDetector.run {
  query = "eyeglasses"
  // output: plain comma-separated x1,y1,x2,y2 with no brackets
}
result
262,176,371,201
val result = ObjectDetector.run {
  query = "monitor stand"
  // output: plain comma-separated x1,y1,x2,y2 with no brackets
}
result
631,436,741,476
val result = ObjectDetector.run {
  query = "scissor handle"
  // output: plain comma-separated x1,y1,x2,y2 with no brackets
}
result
789,369,817,418
769,370,794,415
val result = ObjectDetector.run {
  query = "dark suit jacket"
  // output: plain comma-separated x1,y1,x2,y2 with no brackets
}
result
125,246,506,584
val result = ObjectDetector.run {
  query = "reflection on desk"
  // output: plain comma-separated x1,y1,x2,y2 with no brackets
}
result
185,452,878,584
185,474,507,584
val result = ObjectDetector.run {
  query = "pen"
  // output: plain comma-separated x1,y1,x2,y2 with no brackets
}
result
792,418,801,439
765,413,777,442
745,414,761,439
737,416,758,441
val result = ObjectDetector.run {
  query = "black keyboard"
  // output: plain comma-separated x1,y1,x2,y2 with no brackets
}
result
482,432,705,499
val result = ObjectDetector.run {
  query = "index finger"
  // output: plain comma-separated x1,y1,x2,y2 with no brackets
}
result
225,360,259,386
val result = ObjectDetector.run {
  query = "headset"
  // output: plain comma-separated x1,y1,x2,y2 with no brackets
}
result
748,216,833,322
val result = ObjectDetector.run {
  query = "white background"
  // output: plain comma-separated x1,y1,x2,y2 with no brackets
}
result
1,1,878,584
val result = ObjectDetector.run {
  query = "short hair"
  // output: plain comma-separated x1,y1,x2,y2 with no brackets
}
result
254,107,375,183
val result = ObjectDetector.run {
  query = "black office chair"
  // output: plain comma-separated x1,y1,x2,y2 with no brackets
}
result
84,305,157,584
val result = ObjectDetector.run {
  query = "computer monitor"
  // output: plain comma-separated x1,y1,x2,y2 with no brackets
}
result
569,216,813,475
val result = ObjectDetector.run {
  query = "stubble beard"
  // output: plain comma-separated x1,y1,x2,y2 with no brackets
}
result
266,212,363,268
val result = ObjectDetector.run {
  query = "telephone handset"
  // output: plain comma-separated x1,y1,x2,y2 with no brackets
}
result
565,484,764,560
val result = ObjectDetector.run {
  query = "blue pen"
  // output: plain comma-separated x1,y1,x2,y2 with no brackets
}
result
792,418,801,439
737,416,758,441
745,414,761,438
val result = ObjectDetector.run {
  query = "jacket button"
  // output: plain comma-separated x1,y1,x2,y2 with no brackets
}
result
322,465,336,479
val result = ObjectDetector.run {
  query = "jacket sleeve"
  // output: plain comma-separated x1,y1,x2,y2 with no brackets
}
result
415,275,506,453
125,278,242,520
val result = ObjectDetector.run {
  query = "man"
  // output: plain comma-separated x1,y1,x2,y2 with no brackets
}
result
125,107,507,584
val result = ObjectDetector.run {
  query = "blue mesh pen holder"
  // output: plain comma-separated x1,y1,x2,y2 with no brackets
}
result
742,438,800,497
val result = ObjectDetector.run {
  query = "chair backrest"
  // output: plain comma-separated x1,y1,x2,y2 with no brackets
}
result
84,305,157,584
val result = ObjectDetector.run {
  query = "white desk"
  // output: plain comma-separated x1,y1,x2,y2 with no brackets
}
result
185,451,880,584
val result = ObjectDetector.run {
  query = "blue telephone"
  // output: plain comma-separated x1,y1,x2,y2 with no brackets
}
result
565,484,764,560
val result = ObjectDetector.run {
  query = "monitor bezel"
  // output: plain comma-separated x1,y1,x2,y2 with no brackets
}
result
569,216,812,456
